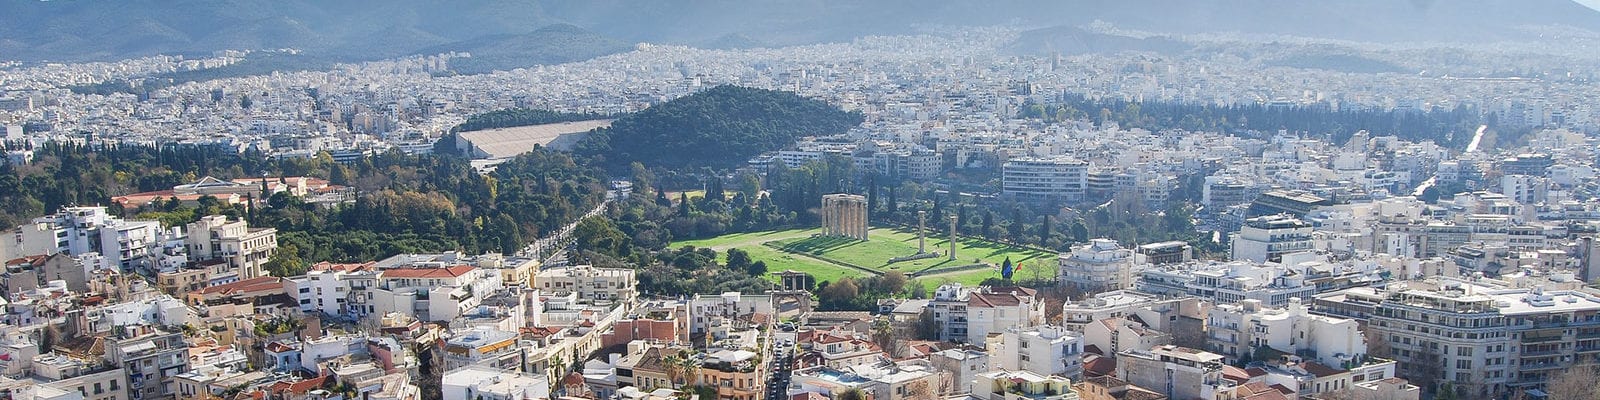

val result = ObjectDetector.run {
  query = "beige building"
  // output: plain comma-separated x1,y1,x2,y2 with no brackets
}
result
185,215,277,282
534,264,637,306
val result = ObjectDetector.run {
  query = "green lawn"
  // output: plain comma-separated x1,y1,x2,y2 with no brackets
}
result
674,228,819,250
769,227,1056,275
675,226,1056,285
706,245,866,284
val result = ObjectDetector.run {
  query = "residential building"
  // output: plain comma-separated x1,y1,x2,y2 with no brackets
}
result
1116,346,1229,400
107,330,190,400
440,366,549,400
994,325,1084,378
973,370,1081,400
182,215,277,283
1205,298,1367,367
1368,280,1600,398
372,265,502,322
534,264,637,306
442,328,521,371
1059,239,1142,293
1230,214,1314,263
1072,376,1166,400
1003,157,1089,202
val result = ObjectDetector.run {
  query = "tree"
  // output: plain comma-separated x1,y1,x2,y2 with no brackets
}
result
886,186,898,214
239,94,252,109
1544,364,1600,400
677,192,691,217
629,162,653,195
819,278,861,310
881,271,908,295
706,176,725,203
747,260,768,276
981,210,994,238
1040,215,1053,245
870,317,897,358
725,248,753,272
838,388,867,400
1008,208,1024,242
1069,220,1090,243
1419,185,1442,204
264,244,307,277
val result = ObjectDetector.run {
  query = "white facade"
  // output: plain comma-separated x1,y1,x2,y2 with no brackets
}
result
994,325,1083,378
1230,214,1314,263
1058,239,1141,293
441,366,549,400
1002,157,1088,201
1205,298,1367,367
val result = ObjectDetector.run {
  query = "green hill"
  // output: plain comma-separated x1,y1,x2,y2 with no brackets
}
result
575,85,862,171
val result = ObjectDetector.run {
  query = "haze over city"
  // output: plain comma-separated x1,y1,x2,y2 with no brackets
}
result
0,2,1598,400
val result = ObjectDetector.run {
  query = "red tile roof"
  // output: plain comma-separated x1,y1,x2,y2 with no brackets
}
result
380,265,475,278
197,276,285,296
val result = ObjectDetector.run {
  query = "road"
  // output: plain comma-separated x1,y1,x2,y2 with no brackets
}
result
1464,124,1488,154
517,190,618,265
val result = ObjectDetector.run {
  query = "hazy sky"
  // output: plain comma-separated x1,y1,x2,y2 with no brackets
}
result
1579,0,1600,12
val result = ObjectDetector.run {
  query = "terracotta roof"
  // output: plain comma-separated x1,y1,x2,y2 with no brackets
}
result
563,372,585,386
5,255,46,266
1083,355,1117,377
1222,365,1252,384
380,265,475,278
265,341,298,353
197,276,284,296
269,376,326,395
1084,344,1104,356
968,292,1021,307
791,393,828,400
312,262,376,272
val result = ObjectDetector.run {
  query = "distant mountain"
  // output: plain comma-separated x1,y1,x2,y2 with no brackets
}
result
0,0,561,62
1007,26,1193,56
415,24,632,75
3,0,1599,63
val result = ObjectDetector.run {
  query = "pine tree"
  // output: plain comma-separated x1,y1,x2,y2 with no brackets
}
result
1040,215,1052,245
678,192,692,217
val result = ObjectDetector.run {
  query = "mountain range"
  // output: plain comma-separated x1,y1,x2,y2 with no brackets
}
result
2,0,1598,67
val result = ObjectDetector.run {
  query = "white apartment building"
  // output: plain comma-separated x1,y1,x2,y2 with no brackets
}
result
1058,238,1142,293
1369,280,1600,399
1230,214,1314,263
441,366,549,400
1205,298,1368,367
688,292,773,335
289,263,380,318
0,207,162,272
1139,260,1316,307
1002,157,1088,202
534,264,637,306
972,370,1080,400
372,265,503,322
993,325,1084,378
928,284,1044,344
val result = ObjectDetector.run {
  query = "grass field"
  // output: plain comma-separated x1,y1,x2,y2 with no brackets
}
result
770,227,1055,275
673,226,1055,285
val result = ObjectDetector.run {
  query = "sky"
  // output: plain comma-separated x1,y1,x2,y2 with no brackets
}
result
1579,0,1600,12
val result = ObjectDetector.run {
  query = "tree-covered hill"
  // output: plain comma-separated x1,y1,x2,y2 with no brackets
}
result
575,85,862,171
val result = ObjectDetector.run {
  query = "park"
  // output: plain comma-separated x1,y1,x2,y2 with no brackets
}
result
673,226,1058,287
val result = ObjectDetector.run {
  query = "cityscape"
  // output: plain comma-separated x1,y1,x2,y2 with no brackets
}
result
2,1,1600,400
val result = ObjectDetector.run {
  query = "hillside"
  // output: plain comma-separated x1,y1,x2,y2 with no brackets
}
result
574,85,863,170
414,24,633,74
5,1,1599,62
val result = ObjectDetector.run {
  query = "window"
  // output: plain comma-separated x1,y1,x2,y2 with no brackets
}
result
94,383,103,394
111,380,120,391
1457,360,1472,369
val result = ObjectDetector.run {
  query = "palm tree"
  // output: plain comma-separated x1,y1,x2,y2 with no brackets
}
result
677,350,702,387
663,354,684,388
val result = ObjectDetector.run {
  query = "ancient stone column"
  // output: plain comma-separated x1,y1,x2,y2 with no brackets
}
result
949,215,959,260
